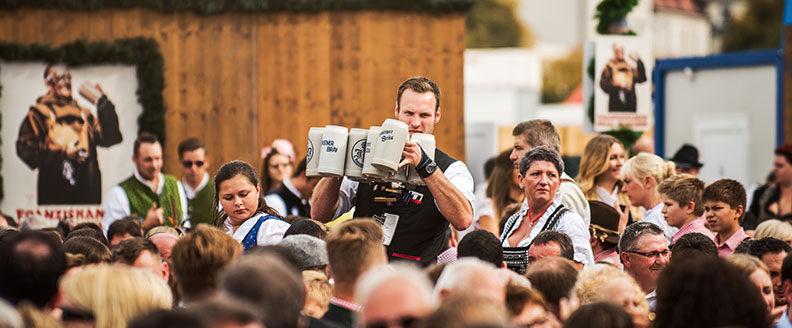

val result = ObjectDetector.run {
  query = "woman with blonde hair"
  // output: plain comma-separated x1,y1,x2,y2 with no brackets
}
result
577,135,628,206
754,219,792,245
620,153,678,243
727,254,778,318
573,265,650,328
59,264,172,328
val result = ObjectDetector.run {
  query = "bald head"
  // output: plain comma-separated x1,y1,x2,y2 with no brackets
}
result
148,233,179,261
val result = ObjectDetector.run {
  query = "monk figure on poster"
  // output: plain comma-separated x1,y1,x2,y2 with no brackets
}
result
16,65,123,205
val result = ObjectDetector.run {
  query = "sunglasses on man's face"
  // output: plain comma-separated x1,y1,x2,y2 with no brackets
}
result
365,316,419,328
182,160,205,168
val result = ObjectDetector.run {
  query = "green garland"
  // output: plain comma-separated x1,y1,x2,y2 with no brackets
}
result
0,37,165,202
0,0,473,14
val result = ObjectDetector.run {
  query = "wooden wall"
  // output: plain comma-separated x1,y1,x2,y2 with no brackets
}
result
0,8,467,176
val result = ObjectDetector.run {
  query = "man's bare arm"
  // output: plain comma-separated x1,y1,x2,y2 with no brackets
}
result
402,141,472,230
310,177,343,223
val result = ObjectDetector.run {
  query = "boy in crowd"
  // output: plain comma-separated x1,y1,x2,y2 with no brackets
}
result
703,179,748,257
657,174,714,244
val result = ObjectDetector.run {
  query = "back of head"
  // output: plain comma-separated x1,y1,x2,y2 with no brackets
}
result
702,178,747,210
0,230,66,308
563,302,634,328
457,230,503,267
128,309,206,328
67,224,110,247
415,293,509,328
278,234,328,271
107,218,143,244
621,153,676,186
283,218,328,240
171,225,242,301
782,252,792,285
727,253,769,277
574,265,644,306
221,253,304,328
433,258,505,303
113,237,160,265
61,264,172,328
188,296,263,327
505,282,547,317
356,263,436,325
619,222,664,255
654,256,770,328
325,218,385,286
657,174,705,216
670,232,718,261
755,219,792,242
747,237,792,259
531,230,574,261
63,236,112,264
512,120,561,152
525,257,579,315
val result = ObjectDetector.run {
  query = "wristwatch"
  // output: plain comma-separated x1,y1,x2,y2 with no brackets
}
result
418,161,438,178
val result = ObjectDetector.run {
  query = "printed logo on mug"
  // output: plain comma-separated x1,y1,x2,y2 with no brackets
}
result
306,127,325,177
345,128,368,179
318,125,348,177
371,119,409,172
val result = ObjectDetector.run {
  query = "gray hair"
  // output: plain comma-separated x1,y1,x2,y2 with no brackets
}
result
355,263,435,309
519,146,565,176
618,222,665,253
432,258,504,303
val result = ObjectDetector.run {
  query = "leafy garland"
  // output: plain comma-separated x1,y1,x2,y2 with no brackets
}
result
0,0,473,14
0,37,165,202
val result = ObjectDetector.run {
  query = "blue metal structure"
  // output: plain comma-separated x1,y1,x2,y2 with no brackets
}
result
653,49,784,157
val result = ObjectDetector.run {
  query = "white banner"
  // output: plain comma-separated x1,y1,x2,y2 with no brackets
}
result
593,36,653,132
0,62,142,226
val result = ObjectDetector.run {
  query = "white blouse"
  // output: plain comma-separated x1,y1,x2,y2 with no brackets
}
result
223,212,290,246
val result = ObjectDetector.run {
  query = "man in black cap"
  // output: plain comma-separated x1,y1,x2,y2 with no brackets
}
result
588,200,623,268
671,144,704,176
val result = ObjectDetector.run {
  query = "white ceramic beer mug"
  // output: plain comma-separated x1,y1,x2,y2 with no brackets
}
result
317,125,348,177
344,128,368,180
362,126,389,181
306,127,324,177
371,119,409,172
407,133,436,185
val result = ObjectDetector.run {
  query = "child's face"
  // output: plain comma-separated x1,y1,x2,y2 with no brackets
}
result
704,200,742,233
661,195,691,229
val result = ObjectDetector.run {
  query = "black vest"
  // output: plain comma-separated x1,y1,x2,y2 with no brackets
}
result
354,149,457,266
272,183,310,217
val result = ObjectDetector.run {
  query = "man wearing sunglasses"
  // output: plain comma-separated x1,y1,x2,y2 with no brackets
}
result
177,138,214,227
619,221,670,311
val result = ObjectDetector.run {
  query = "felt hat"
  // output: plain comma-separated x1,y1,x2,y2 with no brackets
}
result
671,144,703,169
589,200,621,245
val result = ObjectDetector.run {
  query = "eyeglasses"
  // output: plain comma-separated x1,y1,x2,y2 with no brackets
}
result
365,316,419,328
625,249,670,260
182,160,205,168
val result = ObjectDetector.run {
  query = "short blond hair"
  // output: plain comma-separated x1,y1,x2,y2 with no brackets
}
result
325,219,384,286
302,270,332,318
60,264,172,328
657,174,705,216
754,220,792,242
727,253,769,277
573,265,648,311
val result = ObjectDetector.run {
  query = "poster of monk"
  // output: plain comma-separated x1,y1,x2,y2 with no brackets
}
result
1,63,141,222
593,35,653,132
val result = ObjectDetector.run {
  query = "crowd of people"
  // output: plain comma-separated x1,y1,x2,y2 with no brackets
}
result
2,76,792,328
